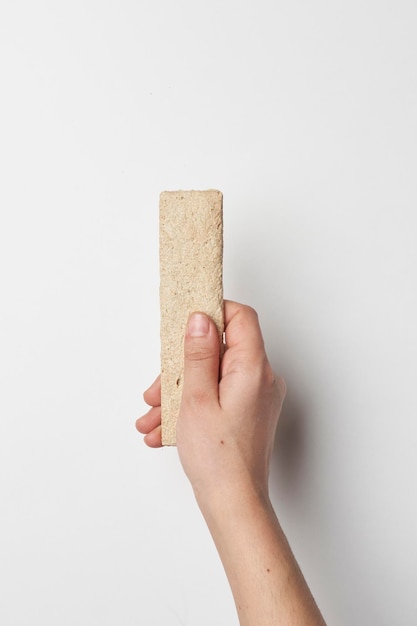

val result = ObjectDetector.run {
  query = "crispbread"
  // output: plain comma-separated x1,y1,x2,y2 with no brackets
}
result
159,190,224,446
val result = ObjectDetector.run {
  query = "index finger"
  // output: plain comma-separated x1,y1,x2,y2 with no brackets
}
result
223,300,266,354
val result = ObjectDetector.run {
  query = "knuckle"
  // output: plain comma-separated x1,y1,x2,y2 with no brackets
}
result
185,343,216,364
240,304,259,322
258,359,286,398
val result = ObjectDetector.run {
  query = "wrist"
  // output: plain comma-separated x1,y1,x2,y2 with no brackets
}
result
193,475,273,526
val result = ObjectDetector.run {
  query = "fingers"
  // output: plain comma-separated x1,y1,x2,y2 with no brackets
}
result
136,406,162,448
182,312,221,409
223,301,266,355
137,301,278,452
221,302,267,381
138,312,221,448
143,375,161,407
136,405,161,434
144,426,162,448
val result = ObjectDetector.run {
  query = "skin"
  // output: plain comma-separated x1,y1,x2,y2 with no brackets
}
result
136,300,326,626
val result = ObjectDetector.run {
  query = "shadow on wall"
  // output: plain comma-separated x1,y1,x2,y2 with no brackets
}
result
225,204,397,624
225,203,316,506
231,185,320,507
225,206,325,519
272,391,309,504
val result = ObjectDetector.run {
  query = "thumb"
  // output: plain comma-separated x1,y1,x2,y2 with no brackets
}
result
182,312,221,407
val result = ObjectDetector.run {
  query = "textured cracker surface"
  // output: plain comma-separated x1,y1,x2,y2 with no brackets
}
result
160,190,224,446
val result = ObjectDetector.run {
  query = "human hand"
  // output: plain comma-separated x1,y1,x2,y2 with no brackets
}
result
136,301,286,502
136,306,328,626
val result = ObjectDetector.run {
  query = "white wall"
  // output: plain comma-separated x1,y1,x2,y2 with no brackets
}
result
1,1,416,624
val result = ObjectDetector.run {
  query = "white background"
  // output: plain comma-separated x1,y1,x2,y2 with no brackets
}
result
1,1,416,624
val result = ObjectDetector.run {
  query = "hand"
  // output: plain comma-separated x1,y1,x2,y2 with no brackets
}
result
136,300,287,501
136,301,326,625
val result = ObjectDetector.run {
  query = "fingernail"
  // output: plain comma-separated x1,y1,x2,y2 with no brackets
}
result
188,313,209,337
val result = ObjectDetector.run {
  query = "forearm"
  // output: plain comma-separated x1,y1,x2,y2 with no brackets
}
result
196,482,326,626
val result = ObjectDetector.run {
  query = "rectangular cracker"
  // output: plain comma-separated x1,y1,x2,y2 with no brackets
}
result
159,190,224,446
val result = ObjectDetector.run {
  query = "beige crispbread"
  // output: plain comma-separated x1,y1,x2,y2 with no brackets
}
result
159,190,224,446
